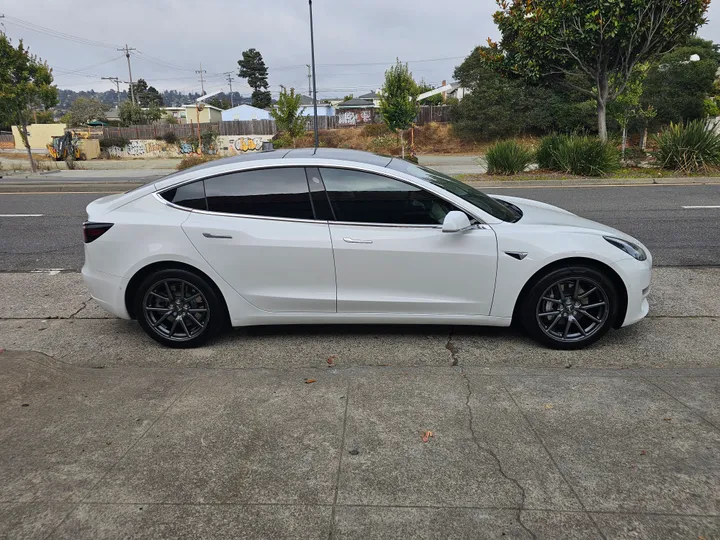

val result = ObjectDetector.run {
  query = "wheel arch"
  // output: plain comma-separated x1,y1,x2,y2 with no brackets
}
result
511,257,628,329
125,260,231,323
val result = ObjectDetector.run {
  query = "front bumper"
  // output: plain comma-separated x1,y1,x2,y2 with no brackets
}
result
81,265,131,319
614,256,652,327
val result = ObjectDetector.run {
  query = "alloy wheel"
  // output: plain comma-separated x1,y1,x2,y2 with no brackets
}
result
535,277,609,343
142,278,210,342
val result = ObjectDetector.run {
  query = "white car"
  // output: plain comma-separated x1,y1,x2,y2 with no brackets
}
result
82,149,652,349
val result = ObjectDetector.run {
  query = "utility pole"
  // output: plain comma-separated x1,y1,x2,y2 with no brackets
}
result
224,72,235,107
196,63,207,95
117,45,137,105
102,77,122,110
308,0,319,148
307,65,312,97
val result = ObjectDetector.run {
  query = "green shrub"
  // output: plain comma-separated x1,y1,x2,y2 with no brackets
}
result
544,135,620,176
654,120,720,173
99,136,129,149
176,155,219,171
369,134,400,154
536,134,570,170
485,140,534,175
162,131,179,144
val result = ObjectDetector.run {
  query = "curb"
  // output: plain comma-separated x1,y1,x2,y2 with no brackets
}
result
465,177,720,188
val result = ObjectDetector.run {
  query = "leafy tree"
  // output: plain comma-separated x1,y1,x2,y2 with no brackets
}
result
35,110,55,124
118,100,145,126
450,47,595,140
609,64,656,154
130,79,164,107
379,60,419,157
642,38,720,128
342,94,354,102
205,97,231,110
490,0,709,140
0,35,58,172
67,97,109,126
270,87,306,147
144,102,164,124
238,48,271,108
417,80,443,106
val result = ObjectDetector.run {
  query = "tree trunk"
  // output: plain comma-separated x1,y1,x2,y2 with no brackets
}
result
597,70,609,142
20,122,37,173
640,127,648,151
621,126,627,159
400,130,405,159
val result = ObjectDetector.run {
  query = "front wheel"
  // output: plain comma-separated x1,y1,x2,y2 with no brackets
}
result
134,269,225,348
520,266,619,350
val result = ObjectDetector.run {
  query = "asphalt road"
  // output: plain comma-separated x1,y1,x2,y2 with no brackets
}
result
0,184,718,271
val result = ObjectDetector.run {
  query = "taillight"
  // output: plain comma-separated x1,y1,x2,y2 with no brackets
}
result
83,222,114,243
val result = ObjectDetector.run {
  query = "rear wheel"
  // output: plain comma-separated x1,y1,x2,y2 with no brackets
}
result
520,265,619,350
135,269,224,348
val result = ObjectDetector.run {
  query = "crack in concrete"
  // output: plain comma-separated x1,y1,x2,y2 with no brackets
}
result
459,367,536,540
68,297,91,319
445,327,459,366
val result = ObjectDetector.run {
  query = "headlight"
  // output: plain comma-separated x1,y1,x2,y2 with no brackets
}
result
604,236,647,261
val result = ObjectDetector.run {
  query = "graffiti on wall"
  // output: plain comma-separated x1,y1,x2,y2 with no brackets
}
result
337,109,374,125
179,142,193,154
232,137,263,152
338,111,357,126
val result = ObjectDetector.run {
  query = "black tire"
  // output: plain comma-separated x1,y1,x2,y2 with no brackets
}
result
134,268,226,348
519,265,619,350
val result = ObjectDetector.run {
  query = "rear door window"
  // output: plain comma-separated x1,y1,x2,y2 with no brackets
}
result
203,167,314,220
160,181,207,211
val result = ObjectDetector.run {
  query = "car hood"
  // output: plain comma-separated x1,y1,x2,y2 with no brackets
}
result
489,195,625,237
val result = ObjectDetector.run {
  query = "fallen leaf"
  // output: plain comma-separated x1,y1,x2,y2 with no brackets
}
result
304,379,317,384
544,404,554,409
663,418,672,422
421,430,434,443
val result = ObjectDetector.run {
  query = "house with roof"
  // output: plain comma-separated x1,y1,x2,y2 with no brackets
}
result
222,104,272,121
298,95,335,117
357,90,382,107
184,103,223,124
336,97,376,110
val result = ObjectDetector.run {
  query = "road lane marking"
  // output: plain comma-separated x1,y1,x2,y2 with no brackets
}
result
681,205,720,209
0,213,44,217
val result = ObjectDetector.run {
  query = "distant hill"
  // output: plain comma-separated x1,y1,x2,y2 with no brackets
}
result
55,89,251,113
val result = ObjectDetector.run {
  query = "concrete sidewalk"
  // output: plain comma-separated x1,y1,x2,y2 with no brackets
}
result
1,268,719,539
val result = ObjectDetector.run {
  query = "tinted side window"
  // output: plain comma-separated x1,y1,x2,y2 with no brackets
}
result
161,181,207,210
204,168,314,219
319,168,456,225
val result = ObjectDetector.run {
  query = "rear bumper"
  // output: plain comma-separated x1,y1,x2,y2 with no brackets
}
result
614,256,652,328
81,265,131,319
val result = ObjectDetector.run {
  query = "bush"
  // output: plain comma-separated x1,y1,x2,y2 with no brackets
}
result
485,140,534,175
99,136,129,149
654,120,720,173
541,135,620,176
177,155,219,171
536,134,570,170
369,134,400,154
361,123,390,137
162,131,179,144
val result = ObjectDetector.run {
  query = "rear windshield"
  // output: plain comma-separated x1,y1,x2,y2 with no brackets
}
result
387,160,521,222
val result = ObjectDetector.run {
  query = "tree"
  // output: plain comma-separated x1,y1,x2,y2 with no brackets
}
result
67,97,109,126
270,87,306,147
0,35,58,172
642,38,720,127
490,0,709,140
610,64,656,154
144,102,164,124
118,100,145,126
205,97,231,110
379,60,419,157
238,48,271,108
130,79,164,107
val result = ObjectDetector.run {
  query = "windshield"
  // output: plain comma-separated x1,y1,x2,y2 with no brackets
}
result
387,159,521,223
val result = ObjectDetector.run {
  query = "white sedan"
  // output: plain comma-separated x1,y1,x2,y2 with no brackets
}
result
82,149,652,349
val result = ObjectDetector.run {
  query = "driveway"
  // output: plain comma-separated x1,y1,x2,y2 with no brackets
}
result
1,269,719,539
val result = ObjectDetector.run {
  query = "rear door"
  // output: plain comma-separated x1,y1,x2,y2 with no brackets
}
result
180,167,337,313
317,167,498,315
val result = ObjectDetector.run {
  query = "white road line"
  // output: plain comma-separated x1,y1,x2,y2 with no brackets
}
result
0,213,44,217
681,205,720,209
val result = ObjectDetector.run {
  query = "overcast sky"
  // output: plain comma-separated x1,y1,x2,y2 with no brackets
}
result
2,0,719,99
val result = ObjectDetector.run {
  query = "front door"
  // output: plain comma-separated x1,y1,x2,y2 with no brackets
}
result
182,167,336,313
317,167,498,315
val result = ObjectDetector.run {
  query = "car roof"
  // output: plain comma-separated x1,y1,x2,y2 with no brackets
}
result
283,148,392,167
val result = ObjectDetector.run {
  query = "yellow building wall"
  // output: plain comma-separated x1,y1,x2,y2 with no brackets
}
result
12,124,67,150
184,106,222,124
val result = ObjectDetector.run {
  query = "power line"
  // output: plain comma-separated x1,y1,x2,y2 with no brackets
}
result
196,63,207,94
118,44,137,105
224,72,235,107
54,55,124,75
2,15,118,49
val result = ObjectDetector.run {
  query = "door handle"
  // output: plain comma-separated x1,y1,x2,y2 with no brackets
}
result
343,237,373,244
203,232,233,239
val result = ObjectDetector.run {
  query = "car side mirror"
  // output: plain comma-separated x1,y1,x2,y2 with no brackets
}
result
442,211,472,233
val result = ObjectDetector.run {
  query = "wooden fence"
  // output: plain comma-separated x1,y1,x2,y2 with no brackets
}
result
100,106,450,140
